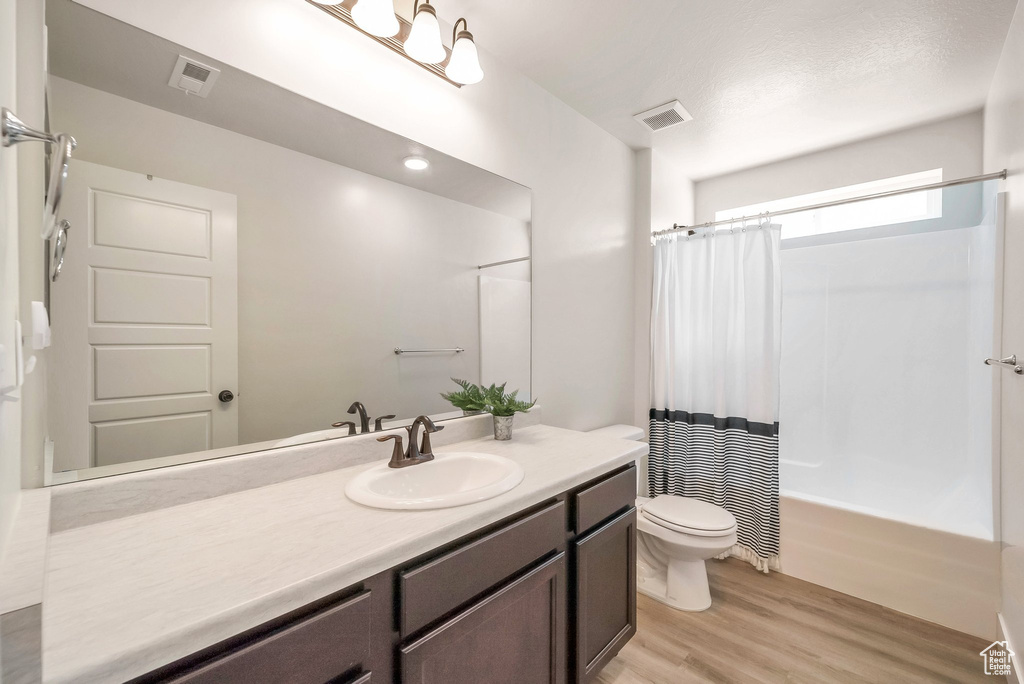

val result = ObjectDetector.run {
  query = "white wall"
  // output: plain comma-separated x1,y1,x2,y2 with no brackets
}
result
48,78,530,460
983,0,1024,663
694,110,984,223
633,151,693,426
0,0,21,559
633,150,693,495
15,0,46,491
72,0,637,436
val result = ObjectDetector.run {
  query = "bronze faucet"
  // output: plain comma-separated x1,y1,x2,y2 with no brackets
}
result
330,420,357,435
334,403,395,434
377,415,445,468
348,401,371,433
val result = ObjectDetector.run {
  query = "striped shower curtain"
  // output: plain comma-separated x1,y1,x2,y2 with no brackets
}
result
649,222,782,572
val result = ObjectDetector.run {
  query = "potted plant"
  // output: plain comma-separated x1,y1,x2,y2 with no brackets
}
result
482,383,536,441
440,378,488,416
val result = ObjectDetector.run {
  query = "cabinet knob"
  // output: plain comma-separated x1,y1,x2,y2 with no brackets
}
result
218,390,234,403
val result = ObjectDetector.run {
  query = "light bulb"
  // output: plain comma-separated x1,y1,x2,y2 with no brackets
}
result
404,156,430,171
351,0,399,38
445,27,483,85
403,2,445,64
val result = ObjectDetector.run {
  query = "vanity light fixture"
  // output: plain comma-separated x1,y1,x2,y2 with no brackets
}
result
403,156,430,171
404,0,445,64
305,0,482,87
351,0,400,37
445,18,483,85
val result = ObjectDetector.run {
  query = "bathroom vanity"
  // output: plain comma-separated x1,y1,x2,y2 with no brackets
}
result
23,420,646,684
132,462,637,684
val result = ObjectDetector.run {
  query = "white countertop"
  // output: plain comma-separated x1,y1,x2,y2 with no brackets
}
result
42,425,646,684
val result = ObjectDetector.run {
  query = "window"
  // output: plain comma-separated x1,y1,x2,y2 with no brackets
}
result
715,169,943,240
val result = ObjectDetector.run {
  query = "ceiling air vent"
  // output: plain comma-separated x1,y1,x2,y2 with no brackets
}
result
167,55,221,98
633,100,693,132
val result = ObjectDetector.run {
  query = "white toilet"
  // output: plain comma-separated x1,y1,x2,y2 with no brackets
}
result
634,495,737,611
589,424,738,612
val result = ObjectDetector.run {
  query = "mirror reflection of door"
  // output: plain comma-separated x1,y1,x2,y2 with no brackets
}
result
42,0,532,480
50,160,238,470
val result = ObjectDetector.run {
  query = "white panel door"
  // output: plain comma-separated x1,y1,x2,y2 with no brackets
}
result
50,160,237,469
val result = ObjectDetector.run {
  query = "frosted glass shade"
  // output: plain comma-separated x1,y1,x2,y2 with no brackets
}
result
404,6,445,64
445,33,483,84
351,0,399,38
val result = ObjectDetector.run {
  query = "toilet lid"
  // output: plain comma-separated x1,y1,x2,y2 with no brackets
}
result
642,495,736,533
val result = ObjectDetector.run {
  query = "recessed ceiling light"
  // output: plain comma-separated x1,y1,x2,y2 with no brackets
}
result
404,156,430,171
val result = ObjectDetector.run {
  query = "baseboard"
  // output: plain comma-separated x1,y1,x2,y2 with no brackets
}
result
998,613,1023,684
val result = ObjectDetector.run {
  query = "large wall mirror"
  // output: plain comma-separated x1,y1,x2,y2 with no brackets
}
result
43,0,532,482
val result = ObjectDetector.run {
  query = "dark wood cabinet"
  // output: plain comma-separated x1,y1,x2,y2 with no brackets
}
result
399,501,565,637
400,553,567,684
135,586,380,684
573,507,637,683
137,464,637,684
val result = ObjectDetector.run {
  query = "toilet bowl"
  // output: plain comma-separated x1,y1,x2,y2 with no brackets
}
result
635,495,736,611
588,424,737,612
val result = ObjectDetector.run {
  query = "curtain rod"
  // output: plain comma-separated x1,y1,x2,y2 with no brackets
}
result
653,169,1008,238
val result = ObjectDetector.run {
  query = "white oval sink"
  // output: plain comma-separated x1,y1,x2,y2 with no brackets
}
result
344,452,524,510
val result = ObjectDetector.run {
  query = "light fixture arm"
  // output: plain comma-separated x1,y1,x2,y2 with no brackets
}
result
452,17,470,43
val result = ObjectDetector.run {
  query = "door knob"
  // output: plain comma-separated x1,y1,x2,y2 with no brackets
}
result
218,390,234,403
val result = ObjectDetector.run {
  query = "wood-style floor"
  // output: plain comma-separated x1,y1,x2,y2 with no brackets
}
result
597,559,991,684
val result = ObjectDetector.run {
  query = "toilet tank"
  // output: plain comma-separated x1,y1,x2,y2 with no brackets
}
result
589,424,647,496
588,424,645,441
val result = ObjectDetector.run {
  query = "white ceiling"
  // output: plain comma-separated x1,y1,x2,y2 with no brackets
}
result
49,0,532,221
441,0,1018,180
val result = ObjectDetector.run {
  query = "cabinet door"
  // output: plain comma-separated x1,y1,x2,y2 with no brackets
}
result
161,591,372,684
401,553,567,684
574,507,636,683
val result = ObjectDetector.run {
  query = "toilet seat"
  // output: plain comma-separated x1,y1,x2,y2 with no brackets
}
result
640,495,736,537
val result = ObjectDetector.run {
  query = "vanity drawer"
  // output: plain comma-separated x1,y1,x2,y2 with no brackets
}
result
400,500,565,637
164,590,372,684
574,465,636,535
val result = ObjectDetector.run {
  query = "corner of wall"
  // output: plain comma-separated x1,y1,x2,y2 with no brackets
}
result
0,0,24,561
16,0,48,491
983,0,1024,673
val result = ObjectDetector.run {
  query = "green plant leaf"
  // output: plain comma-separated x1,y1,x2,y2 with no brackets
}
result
439,377,488,411
480,382,537,417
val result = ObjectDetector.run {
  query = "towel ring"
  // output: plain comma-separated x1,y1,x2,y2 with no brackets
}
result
50,220,70,282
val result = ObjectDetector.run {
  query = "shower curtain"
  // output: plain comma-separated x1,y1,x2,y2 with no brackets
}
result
649,222,782,572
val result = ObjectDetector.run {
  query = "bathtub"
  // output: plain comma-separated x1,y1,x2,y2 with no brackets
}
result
777,490,999,640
